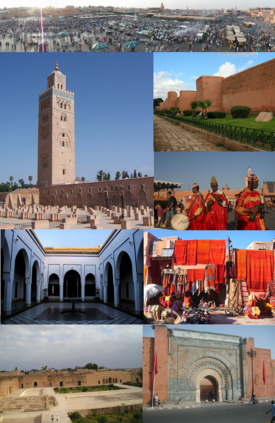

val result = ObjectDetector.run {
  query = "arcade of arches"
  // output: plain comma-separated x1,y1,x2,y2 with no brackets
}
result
1,230,143,315
143,326,275,405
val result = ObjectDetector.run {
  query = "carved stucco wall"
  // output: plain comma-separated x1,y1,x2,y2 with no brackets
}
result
167,329,248,403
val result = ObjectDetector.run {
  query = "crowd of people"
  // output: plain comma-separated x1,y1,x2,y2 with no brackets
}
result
0,14,274,52
155,174,273,230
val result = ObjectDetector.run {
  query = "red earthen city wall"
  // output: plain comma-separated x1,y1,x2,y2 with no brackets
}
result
245,338,275,398
221,59,275,114
158,59,275,114
143,326,169,404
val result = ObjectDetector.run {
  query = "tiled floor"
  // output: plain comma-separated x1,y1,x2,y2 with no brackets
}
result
1,303,143,325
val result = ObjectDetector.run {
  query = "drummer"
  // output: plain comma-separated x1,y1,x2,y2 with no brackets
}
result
185,183,205,230
161,191,176,228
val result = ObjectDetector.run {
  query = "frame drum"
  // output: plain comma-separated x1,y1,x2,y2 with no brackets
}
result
171,213,190,230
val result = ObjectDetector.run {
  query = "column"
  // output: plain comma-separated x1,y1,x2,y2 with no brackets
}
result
3,272,13,313
114,280,120,307
103,285,107,303
25,277,31,306
36,280,41,302
134,273,143,313
59,265,64,301
81,265,85,302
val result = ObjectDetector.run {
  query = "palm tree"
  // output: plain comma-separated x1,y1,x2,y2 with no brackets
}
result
96,170,104,181
18,179,24,188
9,176,13,185
197,100,205,116
202,99,213,119
28,176,33,188
190,101,198,120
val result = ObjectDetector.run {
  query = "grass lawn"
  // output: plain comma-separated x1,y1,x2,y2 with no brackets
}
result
55,385,121,394
70,410,142,423
178,114,275,132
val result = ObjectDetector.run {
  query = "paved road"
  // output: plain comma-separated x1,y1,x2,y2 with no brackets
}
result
144,402,273,423
154,115,228,152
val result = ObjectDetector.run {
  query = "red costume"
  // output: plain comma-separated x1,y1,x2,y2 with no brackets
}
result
186,192,205,230
235,188,262,230
202,190,228,230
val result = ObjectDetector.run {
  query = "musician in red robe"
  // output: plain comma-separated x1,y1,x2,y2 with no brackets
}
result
235,174,264,230
185,182,205,230
202,176,228,230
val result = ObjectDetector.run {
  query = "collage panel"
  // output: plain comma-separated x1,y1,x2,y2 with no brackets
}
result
1,1,275,421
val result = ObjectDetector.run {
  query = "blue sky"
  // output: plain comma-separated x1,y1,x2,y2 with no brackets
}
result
148,229,275,249
154,53,273,99
143,326,275,358
0,326,142,371
34,229,114,247
0,54,153,184
154,152,275,190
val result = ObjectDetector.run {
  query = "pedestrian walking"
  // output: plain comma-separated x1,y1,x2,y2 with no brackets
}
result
56,415,59,422
51,415,54,422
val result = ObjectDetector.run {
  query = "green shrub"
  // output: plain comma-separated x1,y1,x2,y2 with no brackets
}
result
183,110,200,116
124,408,129,414
97,415,107,423
117,417,123,422
133,412,142,420
72,411,82,419
75,418,88,423
82,386,89,392
92,412,97,417
207,111,227,119
231,106,251,118
109,383,114,387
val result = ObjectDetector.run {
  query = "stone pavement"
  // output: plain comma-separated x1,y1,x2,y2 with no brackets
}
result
1,302,142,325
154,115,228,151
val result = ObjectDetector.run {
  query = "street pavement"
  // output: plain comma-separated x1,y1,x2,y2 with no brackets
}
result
144,402,274,423
154,115,228,152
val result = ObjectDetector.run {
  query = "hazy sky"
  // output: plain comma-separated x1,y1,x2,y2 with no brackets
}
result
0,326,142,371
154,53,273,99
1,0,274,10
154,152,275,190
143,326,275,359
34,229,113,247
0,54,153,184
148,229,275,249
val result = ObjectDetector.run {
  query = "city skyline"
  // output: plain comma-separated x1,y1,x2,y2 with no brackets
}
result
0,326,143,371
0,54,153,183
154,152,275,190
2,1,275,9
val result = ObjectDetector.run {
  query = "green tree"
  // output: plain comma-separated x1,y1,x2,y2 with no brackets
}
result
28,176,33,187
138,368,143,380
137,172,142,178
96,170,104,181
190,101,198,119
41,366,47,371
154,98,164,108
18,179,24,188
115,171,121,180
81,177,85,182
202,99,213,118
84,363,98,369
9,176,13,185
133,169,137,178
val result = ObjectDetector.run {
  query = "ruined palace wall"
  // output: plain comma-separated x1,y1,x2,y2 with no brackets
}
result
0,378,20,398
221,59,275,114
196,76,224,111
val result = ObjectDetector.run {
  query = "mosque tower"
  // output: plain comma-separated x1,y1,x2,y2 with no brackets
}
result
37,62,75,187
245,166,252,187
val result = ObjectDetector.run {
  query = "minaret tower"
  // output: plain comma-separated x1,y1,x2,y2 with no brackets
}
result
245,166,252,187
37,62,75,187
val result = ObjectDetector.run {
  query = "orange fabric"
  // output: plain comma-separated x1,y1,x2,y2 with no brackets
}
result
143,266,151,285
197,240,210,264
187,269,196,282
206,265,215,289
173,240,187,265
210,240,226,284
247,250,274,291
196,269,205,280
187,240,197,265
235,249,247,280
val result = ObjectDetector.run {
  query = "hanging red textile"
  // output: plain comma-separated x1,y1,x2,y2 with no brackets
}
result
247,250,274,291
197,240,211,264
173,240,187,265
195,268,205,280
206,265,216,289
235,249,247,280
187,240,197,265
187,269,196,282
209,240,226,283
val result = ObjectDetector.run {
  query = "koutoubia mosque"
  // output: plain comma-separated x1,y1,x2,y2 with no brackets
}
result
1,63,153,211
